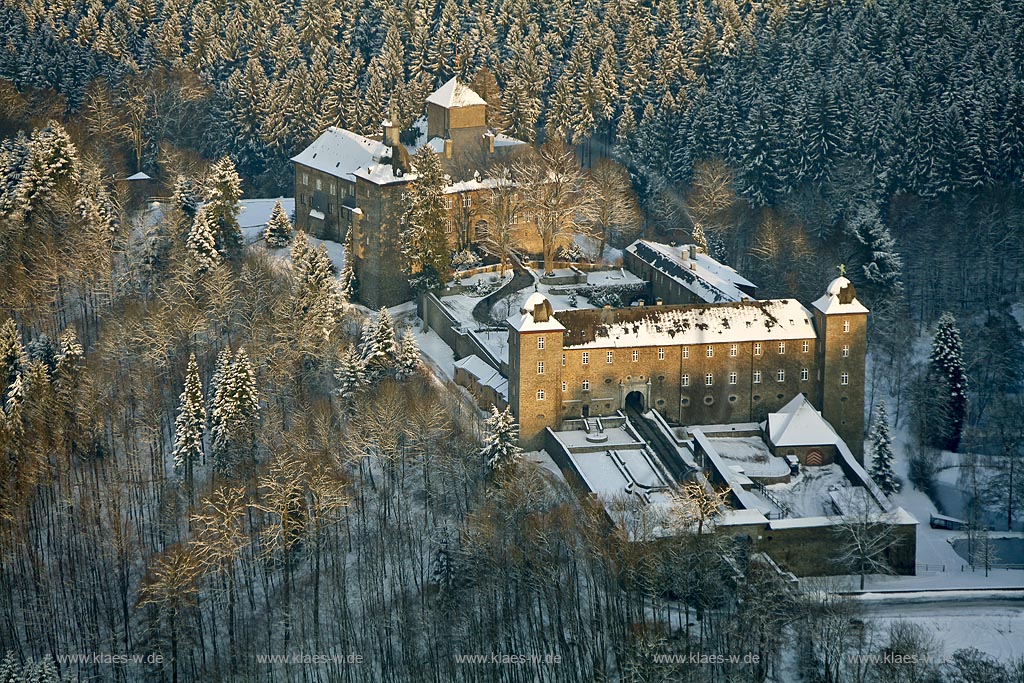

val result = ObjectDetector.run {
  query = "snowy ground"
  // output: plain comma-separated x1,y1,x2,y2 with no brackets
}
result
765,464,850,518
856,595,1024,661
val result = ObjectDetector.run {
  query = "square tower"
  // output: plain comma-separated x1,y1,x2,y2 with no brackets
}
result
507,294,565,449
812,276,869,461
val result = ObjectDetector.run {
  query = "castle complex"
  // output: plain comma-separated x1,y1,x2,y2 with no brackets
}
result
507,274,868,459
292,78,532,308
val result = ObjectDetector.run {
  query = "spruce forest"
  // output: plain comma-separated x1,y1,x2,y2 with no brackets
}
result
0,0,1023,681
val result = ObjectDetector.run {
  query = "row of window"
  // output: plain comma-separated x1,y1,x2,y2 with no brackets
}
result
535,372,849,400
545,341,826,362
300,173,355,197
537,339,853,362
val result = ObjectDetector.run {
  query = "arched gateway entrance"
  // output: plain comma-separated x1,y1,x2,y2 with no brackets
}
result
625,391,645,412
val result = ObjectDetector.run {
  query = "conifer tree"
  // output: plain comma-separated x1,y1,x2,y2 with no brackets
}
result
334,345,366,412
926,313,969,451
211,348,259,476
186,206,221,275
868,401,900,495
396,329,420,379
13,121,80,217
361,307,399,377
402,148,451,292
263,199,293,248
481,405,522,475
204,156,243,257
172,175,200,220
338,232,357,303
173,353,206,491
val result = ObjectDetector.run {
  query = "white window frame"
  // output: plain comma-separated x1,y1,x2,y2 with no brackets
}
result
842,345,850,358
316,178,322,191
658,348,665,360
778,342,786,355
841,372,849,386
777,369,785,382
802,340,809,353
444,196,453,210
681,374,689,387
682,347,689,359
706,345,714,358
561,354,566,366
537,389,545,400
537,361,544,375
537,337,545,350
582,352,589,365
730,344,737,357
843,319,850,333
753,371,762,384
801,368,809,381
705,373,714,386
582,379,590,392
561,382,567,392
754,343,762,356
462,194,471,208
632,350,639,362
729,372,737,385
606,351,614,364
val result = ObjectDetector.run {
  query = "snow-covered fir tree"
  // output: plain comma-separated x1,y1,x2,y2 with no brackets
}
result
338,231,357,303
396,329,420,379
210,346,232,402
211,347,259,476
263,199,292,248
172,175,201,220
0,319,26,428
204,156,243,257
361,307,399,377
13,121,80,218
927,313,968,451
481,405,522,475
186,206,221,275
868,401,900,495
291,231,343,341
334,345,366,411
172,353,206,489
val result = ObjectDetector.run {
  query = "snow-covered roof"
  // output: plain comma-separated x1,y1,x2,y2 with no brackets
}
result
626,240,756,303
426,77,487,109
508,293,566,333
765,394,838,448
126,171,151,181
812,276,869,315
454,355,507,399
291,127,389,182
557,299,815,349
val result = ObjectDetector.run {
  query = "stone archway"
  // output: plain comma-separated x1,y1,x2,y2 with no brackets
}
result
625,391,645,412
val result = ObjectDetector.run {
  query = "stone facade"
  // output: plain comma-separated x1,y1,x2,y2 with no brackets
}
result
508,277,869,459
292,78,532,309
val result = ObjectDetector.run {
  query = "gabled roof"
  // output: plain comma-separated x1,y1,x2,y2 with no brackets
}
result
291,127,389,182
626,240,756,303
426,77,487,109
765,395,838,448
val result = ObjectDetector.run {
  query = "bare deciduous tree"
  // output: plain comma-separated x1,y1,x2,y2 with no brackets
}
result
513,141,595,275
587,158,641,259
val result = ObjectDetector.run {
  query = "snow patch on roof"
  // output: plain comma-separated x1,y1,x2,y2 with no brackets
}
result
126,171,151,181
558,299,815,349
812,275,869,314
626,240,756,303
426,77,487,108
291,127,388,181
765,394,838,447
